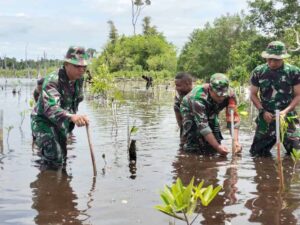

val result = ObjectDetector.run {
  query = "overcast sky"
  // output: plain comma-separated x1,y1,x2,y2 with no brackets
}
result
0,0,248,60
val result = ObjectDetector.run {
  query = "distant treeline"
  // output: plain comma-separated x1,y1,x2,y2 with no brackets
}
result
0,57,61,71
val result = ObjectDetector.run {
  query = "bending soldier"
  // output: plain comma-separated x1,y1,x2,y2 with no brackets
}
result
180,73,241,155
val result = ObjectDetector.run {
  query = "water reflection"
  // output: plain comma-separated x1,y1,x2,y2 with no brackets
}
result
172,151,240,224
30,168,82,225
245,157,299,225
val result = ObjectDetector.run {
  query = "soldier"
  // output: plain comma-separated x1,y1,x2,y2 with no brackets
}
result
250,41,300,156
174,72,193,146
33,77,45,102
31,46,90,166
180,73,241,155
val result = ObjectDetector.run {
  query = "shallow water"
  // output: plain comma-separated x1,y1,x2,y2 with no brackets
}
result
0,78,300,225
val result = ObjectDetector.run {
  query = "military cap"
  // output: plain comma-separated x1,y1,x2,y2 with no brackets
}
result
210,73,229,97
64,46,89,66
261,41,290,59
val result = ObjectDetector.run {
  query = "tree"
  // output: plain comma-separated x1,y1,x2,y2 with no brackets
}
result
248,0,300,36
107,20,118,44
131,0,151,35
178,14,256,81
86,48,97,58
142,16,158,35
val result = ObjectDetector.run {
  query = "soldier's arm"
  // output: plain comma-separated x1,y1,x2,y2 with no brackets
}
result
281,83,300,116
193,100,229,155
204,133,229,155
42,81,72,128
250,84,273,123
174,96,182,128
250,85,263,110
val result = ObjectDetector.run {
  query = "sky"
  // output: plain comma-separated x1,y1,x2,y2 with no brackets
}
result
0,0,249,60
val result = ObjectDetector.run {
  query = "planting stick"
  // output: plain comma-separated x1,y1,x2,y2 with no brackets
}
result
0,110,2,153
230,109,235,154
275,110,284,190
86,125,97,176
275,110,281,161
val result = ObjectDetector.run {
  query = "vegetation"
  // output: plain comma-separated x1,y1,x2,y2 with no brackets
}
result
1,0,300,94
155,177,222,225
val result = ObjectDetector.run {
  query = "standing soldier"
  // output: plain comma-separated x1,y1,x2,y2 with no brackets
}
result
174,72,193,147
180,73,241,155
250,41,300,156
31,46,89,166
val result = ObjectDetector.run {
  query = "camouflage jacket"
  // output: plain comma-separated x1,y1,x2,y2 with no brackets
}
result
251,63,300,113
31,67,84,136
180,84,240,136
174,93,184,114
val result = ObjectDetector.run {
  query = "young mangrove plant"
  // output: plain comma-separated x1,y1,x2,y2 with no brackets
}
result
5,125,14,146
155,177,222,225
128,125,138,162
291,148,300,172
237,102,248,117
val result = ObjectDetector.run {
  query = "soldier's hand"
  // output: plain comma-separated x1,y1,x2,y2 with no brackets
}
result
70,114,89,127
216,145,229,156
263,111,274,123
234,141,242,153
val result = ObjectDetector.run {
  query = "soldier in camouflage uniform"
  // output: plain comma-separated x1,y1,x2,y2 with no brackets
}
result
33,77,45,102
31,46,90,166
174,72,193,146
180,73,241,155
250,41,300,156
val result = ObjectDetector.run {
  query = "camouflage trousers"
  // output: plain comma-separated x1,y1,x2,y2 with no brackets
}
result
31,118,74,165
250,113,300,156
182,118,223,154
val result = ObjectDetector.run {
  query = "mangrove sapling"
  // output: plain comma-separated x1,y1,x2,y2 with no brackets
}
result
155,177,222,225
291,148,300,172
236,102,249,117
5,125,14,146
128,125,138,162
19,110,27,128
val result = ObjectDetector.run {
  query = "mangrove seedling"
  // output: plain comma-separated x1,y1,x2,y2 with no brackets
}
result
155,177,222,225
291,148,300,172
5,125,14,145
128,125,138,161
237,102,248,117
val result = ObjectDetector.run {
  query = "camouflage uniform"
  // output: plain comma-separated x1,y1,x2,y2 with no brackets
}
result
174,93,185,137
250,63,300,155
180,74,240,154
31,46,88,165
250,41,300,155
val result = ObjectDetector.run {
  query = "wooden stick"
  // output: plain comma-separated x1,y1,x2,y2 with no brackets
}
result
230,109,236,154
86,125,97,176
275,110,284,190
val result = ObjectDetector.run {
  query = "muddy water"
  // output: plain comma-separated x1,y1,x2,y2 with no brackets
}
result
0,78,300,225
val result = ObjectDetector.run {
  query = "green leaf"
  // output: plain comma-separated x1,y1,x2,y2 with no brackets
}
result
154,205,185,221
130,126,138,134
239,111,248,116
202,185,213,206
182,177,194,206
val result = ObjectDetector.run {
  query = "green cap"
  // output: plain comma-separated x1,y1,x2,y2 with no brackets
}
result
261,41,290,59
64,46,89,66
210,73,229,97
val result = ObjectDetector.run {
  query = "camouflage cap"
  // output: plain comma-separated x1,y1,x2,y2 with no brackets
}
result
210,73,229,97
64,46,89,66
261,41,290,59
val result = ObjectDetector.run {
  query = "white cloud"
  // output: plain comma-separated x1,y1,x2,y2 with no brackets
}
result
0,0,249,59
